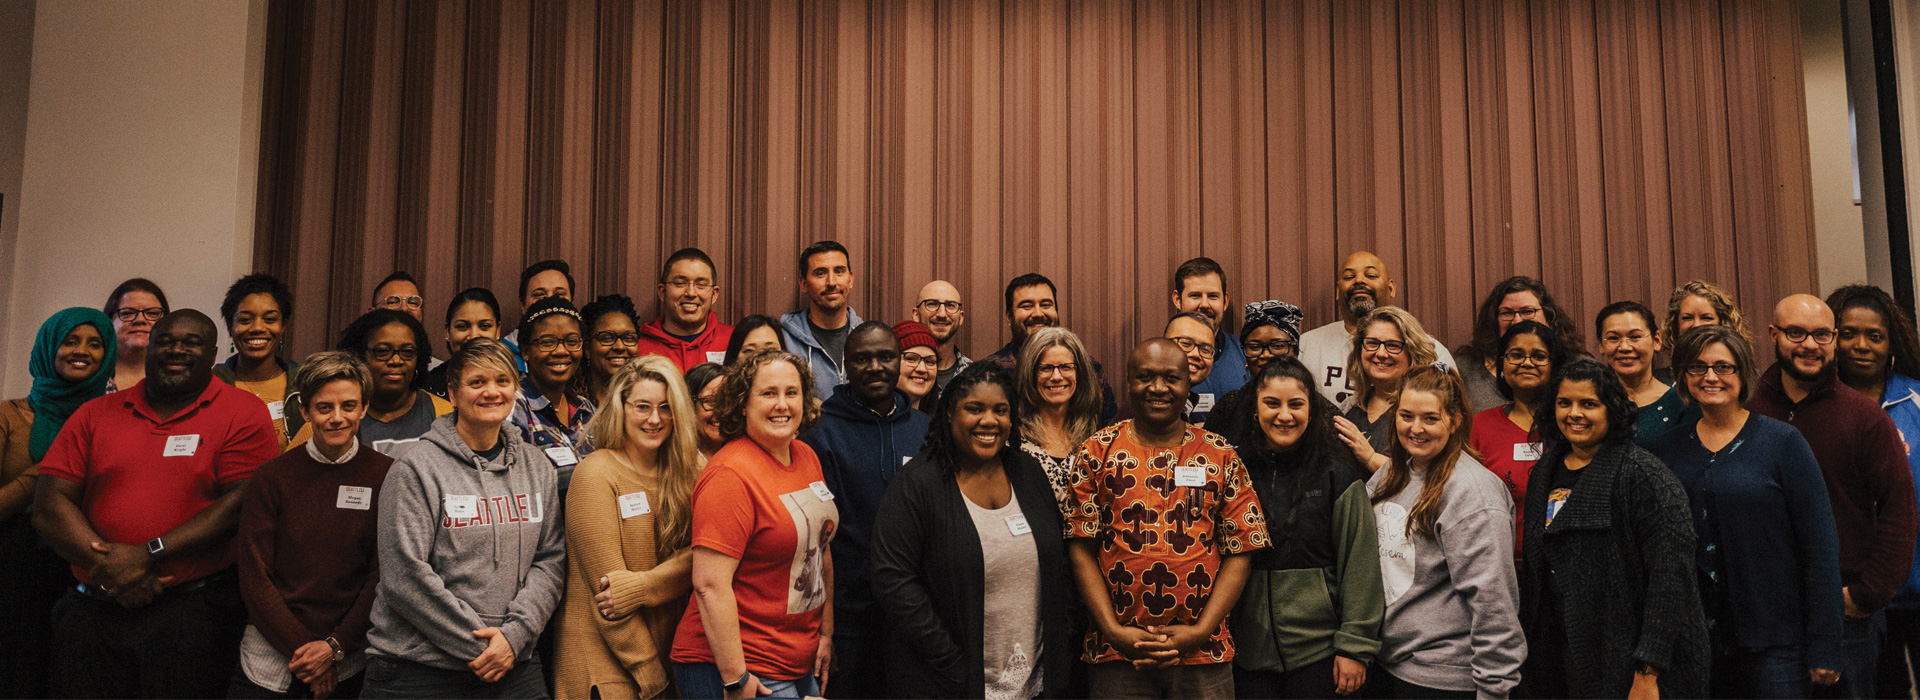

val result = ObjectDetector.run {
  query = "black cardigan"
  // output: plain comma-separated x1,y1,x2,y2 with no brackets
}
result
1519,441,1711,698
869,450,1072,699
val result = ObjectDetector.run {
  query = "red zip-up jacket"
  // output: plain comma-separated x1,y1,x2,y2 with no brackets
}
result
634,315,734,372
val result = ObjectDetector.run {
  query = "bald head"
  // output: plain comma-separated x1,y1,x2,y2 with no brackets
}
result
912,279,966,344
1770,293,1838,383
1774,294,1833,327
1336,251,1396,325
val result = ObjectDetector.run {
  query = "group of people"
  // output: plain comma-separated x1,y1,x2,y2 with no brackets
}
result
0,239,1917,700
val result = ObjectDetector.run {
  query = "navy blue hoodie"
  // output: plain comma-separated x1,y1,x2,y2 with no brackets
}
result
800,385,931,635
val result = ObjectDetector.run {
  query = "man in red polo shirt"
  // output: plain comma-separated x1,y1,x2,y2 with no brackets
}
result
636,247,734,371
33,310,280,699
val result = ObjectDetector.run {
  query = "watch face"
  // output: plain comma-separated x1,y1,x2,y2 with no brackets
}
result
146,538,163,555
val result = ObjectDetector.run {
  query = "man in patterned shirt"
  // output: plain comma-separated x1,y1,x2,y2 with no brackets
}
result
1066,338,1269,699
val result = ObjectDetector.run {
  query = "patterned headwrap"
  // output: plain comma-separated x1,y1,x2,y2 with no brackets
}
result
1241,300,1303,342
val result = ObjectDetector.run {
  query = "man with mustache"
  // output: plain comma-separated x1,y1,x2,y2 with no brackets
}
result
1749,294,1918,699
1296,252,1456,406
781,240,865,398
982,272,1118,423
636,247,735,372
909,279,972,390
33,310,281,698
1064,338,1267,698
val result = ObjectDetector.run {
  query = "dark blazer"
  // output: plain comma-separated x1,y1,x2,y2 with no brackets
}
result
1520,441,1711,698
870,450,1072,699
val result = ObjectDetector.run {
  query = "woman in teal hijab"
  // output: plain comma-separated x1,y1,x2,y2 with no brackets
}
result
1,306,114,697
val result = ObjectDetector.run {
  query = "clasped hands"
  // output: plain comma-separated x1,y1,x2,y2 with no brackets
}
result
86,541,172,608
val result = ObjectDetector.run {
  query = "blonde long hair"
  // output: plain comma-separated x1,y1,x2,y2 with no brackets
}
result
1347,306,1439,407
1369,365,1475,539
585,355,702,551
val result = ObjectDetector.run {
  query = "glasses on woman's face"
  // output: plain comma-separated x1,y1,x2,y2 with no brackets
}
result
1037,362,1077,377
531,335,584,352
1244,339,1297,357
366,345,418,362
1684,362,1740,377
592,331,640,348
694,396,718,411
1496,307,1544,322
1601,331,1651,347
1361,338,1405,355
115,307,165,322
1502,350,1550,366
901,351,937,368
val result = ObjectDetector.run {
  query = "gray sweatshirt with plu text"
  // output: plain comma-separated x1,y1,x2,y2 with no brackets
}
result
1367,454,1526,699
367,415,567,670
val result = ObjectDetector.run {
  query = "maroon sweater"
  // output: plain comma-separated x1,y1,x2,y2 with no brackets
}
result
1751,364,1919,611
237,445,394,657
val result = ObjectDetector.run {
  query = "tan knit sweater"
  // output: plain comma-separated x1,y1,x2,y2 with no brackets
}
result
553,450,693,700
0,399,34,520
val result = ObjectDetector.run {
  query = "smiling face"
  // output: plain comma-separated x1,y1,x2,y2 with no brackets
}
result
112,290,164,355
694,375,725,449
146,314,218,399
526,315,583,391
523,270,572,309
950,381,1012,463
587,313,638,379
1337,252,1395,322
800,251,853,314
1035,344,1079,410
740,326,783,357
1770,296,1836,383
1837,306,1892,385
1165,315,1217,386
1007,284,1059,341
1127,340,1191,432
1496,290,1545,335
1174,272,1229,326
446,301,499,355
363,322,420,402
1361,320,1411,386
1676,294,1722,337
1394,388,1454,464
1500,333,1552,397
55,324,108,384
453,364,518,426
230,293,285,364
845,327,902,409
746,360,805,445
373,279,424,321
912,280,965,344
1554,379,1609,451
1599,311,1658,380
302,378,366,454
1256,375,1312,451
1684,342,1742,409
658,258,719,331
623,378,674,454
898,344,938,400
1243,324,1295,377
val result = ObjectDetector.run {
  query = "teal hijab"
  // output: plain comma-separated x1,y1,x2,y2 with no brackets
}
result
28,307,117,461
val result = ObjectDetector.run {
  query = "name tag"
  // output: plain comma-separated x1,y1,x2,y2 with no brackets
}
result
1514,442,1544,462
544,446,579,466
810,481,835,501
1006,513,1032,536
337,485,373,510
1174,465,1206,487
445,495,478,519
1191,393,1215,414
163,434,201,457
267,401,285,421
618,491,651,519
902,455,912,466
707,351,727,364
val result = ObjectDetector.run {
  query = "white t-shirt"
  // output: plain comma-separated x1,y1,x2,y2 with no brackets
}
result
1299,320,1457,408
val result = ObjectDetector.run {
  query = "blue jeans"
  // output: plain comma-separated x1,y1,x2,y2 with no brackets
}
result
1813,610,1885,699
673,662,817,700
1714,645,1810,699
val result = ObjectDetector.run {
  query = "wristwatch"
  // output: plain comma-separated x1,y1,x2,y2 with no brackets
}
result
722,671,752,693
145,537,165,559
326,637,345,662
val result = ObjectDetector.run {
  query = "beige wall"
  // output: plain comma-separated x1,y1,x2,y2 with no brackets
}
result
0,0,35,393
1804,0,1872,297
4,0,266,396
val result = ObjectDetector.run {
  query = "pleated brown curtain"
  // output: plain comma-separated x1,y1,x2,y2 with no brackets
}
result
255,0,1818,374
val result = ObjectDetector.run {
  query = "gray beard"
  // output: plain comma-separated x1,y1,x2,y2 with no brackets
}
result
1346,297,1376,320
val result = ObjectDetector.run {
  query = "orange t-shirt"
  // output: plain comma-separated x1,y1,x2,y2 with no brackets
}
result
670,438,840,679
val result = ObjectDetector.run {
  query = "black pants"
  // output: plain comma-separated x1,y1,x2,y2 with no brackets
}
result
1360,665,1474,700
227,666,367,699
49,571,247,699
830,629,887,699
0,512,72,699
1234,656,1338,699
359,655,550,699
1879,607,1920,699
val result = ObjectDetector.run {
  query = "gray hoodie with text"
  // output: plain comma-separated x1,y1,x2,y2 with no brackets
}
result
367,415,567,670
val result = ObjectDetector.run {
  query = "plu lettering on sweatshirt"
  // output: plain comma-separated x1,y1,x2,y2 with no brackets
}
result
441,493,547,529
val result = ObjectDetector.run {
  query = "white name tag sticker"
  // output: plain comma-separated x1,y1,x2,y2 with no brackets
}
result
1174,465,1206,487
445,495,478,519
810,481,835,501
1514,442,1544,462
266,401,285,421
1005,513,1032,536
707,351,727,364
163,434,201,457
618,491,652,519
544,447,579,466
337,485,373,510
902,455,912,466
1192,393,1215,414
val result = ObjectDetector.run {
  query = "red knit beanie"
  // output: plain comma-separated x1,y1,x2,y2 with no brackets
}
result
892,320,937,352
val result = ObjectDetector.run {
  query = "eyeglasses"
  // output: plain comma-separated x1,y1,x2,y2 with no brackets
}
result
1772,325,1837,345
1168,337,1218,358
917,300,963,314
901,351,937,368
1244,339,1297,357
366,345,418,362
1502,350,1551,366
1037,362,1077,377
665,278,714,292
694,396,718,411
530,335,585,352
1496,307,1544,321
378,295,425,310
1361,338,1406,355
625,401,667,417
1600,332,1652,347
592,331,640,347
115,307,165,322
1683,362,1740,377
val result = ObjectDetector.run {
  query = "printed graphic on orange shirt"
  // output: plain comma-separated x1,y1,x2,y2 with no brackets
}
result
780,487,839,615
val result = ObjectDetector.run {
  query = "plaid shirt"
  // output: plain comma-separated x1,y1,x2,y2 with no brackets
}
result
511,383,596,494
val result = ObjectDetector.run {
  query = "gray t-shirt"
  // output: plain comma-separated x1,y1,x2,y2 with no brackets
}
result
966,493,1042,700
360,390,440,455
1298,320,1458,409
810,320,851,374
935,351,974,390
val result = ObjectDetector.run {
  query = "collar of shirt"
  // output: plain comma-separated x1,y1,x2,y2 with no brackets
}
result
304,434,360,464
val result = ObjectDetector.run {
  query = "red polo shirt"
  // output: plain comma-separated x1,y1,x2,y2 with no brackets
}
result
40,378,280,586
635,316,735,372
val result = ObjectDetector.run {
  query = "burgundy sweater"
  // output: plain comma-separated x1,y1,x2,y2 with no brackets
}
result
236,444,394,657
1750,364,1919,611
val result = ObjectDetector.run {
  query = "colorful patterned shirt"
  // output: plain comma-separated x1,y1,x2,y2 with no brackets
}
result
511,383,596,497
1065,421,1269,665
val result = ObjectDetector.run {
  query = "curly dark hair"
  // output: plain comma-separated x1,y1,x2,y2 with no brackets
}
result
1539,357,1639,449
1826,284,1920,380
922,363,1021,472
1458,276,1585,367
335,309,431,391
1228,356,1360,528
219,273,294,326
714,350,821,442
1494,320,1568,404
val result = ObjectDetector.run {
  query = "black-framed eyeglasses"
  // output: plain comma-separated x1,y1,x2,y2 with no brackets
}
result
531,335,585,352
1244,339,1297,356
366,345,418,362
592,331,640,347
1772,325,1837,345
917,299,963,314
378,295,425,310
1496,307,1544,321
1036,362,1077,376
1502,350,1551,366
115,307,165,322
1361,338,1406,355
694,396,718,411
1684,362,1740,377
901,351,937,367
1168,337,1218,358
